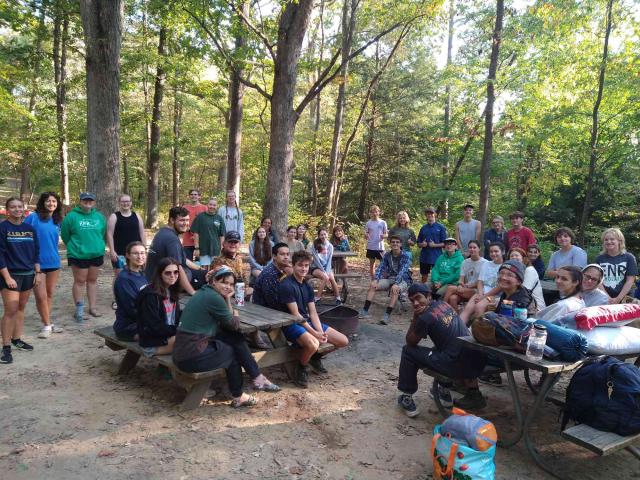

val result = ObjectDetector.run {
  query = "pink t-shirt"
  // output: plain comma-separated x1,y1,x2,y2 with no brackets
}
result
183,204,207,247
506,227,536,250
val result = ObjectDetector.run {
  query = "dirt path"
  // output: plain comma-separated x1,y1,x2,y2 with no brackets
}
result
0,261,636,479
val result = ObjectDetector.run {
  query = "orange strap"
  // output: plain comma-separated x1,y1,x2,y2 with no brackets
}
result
431,433,458,480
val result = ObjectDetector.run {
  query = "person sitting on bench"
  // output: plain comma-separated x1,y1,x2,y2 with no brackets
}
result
279,250,349,388
113,241,148,341
359,235,413,325
429,237,464,298
443,240,487,311
397,283,487,418
136,258,181,357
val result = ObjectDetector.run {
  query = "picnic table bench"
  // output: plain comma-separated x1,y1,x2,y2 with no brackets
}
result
95,302,335,410
332,251,359,303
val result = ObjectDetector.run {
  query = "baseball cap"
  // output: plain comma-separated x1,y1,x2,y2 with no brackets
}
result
499,260,525,282
79,192,96,201
444,237,457,244
408,283,431,297
224,231,241,242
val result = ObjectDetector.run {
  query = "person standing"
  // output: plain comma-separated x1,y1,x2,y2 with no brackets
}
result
388,211,417,255
364,205,388,280
596,228,638,304
455,204,481,257
106,194,146,309
218,190,245,244
191,198,226,267
505,211,536,250
183,189,207,261
416,206,447,283
482,216,507,260
61,192,106,322
0,197,40,364
25,192,64,338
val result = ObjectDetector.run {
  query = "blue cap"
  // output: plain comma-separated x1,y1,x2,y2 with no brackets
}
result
407,283,431,297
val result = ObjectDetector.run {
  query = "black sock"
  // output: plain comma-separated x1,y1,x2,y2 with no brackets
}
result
364,300,371,311
386,306,393,314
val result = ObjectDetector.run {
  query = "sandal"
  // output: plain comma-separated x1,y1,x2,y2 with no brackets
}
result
253,380,281,392
88,309,102,318
231,394,258,408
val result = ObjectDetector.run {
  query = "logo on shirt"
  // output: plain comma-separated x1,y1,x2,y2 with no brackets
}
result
601,261,627,290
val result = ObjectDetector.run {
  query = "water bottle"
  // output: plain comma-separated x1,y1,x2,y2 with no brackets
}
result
499,300,514,317
526,324,547,361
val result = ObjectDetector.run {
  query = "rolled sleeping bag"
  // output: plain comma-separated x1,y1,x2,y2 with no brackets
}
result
534,319,588,362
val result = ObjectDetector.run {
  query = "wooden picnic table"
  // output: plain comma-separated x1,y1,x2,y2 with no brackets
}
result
331,251,360,303
332,250,358,258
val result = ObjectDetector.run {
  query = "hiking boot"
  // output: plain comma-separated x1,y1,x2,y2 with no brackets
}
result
479,372,503,386
397,393,419,418
454,389,487,410
309,353,328,374
379,312,391,325
294,362,310,388
0,347,12,364
11,339,34,351
358,309,372,319
429,383,453,408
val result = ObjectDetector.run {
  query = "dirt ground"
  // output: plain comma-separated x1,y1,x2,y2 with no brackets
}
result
1,259,639,480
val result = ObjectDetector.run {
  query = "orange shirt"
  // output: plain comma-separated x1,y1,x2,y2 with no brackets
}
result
183,204,207,247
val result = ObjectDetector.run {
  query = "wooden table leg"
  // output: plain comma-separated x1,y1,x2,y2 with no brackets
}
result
117,350,141,374
266,328,297,379
179,380,211,411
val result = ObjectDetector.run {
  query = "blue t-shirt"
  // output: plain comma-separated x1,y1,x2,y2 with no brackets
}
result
278,275,314,319
417,222,447,265
24,213,61,269
0,220,39,272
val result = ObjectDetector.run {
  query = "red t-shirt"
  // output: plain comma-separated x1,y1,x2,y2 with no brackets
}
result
506,227,536,250
183,204,207,247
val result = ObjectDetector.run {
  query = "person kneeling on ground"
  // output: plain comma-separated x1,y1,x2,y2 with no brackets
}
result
359,235,413,325
136,258,181,357
397,283,487,417
279,250,349,388
429,237,464,298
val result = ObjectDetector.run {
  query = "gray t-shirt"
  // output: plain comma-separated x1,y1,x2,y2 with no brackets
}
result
146,227,188,281
457,219,480,253
582,288,609,307
548,245,588,271
479,261,501,293
461,257,488,286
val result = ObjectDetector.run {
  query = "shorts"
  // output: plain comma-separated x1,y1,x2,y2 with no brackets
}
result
366,249,383,260
283,321,329,343
419,263,434,275
68,256,104,269
0,273,35,292
41,267,60,274
376,278,409,294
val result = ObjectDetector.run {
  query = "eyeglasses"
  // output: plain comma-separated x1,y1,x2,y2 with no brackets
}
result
163,270,180,276
130,252,146,256
583,274,600,283
390,241,402,244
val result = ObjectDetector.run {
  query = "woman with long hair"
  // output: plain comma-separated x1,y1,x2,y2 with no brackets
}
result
113,241,148,341
596,227,638,304
296,224,309,248
0,197,40,363
308,227,341,303
507,247,545,311
535,265,584,321
388,211,416,253
25,192,65,338
330,224,350,274
285,225,304,253
249,227,273,279
218,190,245,243
261,217,279,243
136,257,181,356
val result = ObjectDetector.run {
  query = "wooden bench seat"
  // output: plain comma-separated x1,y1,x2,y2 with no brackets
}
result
95,326,335,410
561,424,640,459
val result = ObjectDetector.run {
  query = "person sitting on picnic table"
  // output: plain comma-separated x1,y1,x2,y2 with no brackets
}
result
248,227,273,280
455,204,481,258
172,267,278,409
308,228,341,304
482,216,506,261
388,210,417,255
285,225,305,253
507,247,545,311
535,266,584,321
459,242,505,323
546,227,588,278
359,235,413,325
211,231,253,297
252,242,290,310
279,250,348,388
136,258,181,357
596,227,638,304
505,211,536,251
581,264,609,307
330,224,350,274
261,217,279,243
429,238,464,298
112,241,148,341
296,224,310,249
443,240,487,310
397,283,488,418
526,244,546,279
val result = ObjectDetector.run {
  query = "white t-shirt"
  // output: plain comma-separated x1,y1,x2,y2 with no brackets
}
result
365,219,388,251
523,265,545,311
461,257,488,286
479,261,501,294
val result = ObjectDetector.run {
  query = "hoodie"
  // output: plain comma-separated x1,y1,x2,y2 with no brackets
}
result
60,206,106,259
431,249,464,286
136,284,181,348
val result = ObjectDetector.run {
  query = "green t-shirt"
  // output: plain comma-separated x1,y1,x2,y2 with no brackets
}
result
191,212,226,257
178,285,234,337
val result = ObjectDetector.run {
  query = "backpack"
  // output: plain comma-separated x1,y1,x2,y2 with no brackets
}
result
562,356,640,436
471,312,532,353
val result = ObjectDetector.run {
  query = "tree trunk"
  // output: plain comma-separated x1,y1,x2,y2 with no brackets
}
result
357,96,377,220
263,0,315,238
142,5,151,182
307,0,324,217
54,0,70,205
477,0,504,228
322,0,357,219
578,0,614,244
226,0,249,198
80,0,123,217
172,83,182,206
516,144,540,211
145,26,167,228
439,0,455,220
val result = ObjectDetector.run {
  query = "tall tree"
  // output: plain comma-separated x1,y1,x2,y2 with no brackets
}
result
80,0,123,216
477,0,504,228
439,0,455,219
172,82,182,206
53,0,70,205
578,0,614,244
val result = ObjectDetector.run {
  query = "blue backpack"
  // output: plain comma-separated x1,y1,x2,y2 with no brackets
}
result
562,356,640,436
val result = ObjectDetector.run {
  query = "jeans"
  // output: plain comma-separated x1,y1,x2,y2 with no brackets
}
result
215,329,260,379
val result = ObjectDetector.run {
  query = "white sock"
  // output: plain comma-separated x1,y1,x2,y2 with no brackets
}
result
43,325,52,331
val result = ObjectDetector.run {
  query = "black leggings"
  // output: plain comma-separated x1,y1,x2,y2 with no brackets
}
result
215,330,261,379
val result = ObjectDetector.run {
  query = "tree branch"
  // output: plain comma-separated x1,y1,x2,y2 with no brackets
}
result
223,0,275,61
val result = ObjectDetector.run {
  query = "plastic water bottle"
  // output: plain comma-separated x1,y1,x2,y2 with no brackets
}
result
526,324,547,361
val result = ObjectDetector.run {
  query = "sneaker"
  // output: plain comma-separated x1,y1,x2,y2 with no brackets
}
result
429,383,453,408
294,362,310,388
453,389,487,410
379,312,391,325
397,393,419,418
335,298,343,306
0,347,12,364
479,372,503,386
38,327,51,339
11,339,34,351
308,353,328,374
358,309,372,319
51,324,64,334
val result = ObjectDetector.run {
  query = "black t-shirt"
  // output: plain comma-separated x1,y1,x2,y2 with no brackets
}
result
496,286,535,315
412,300,469,355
